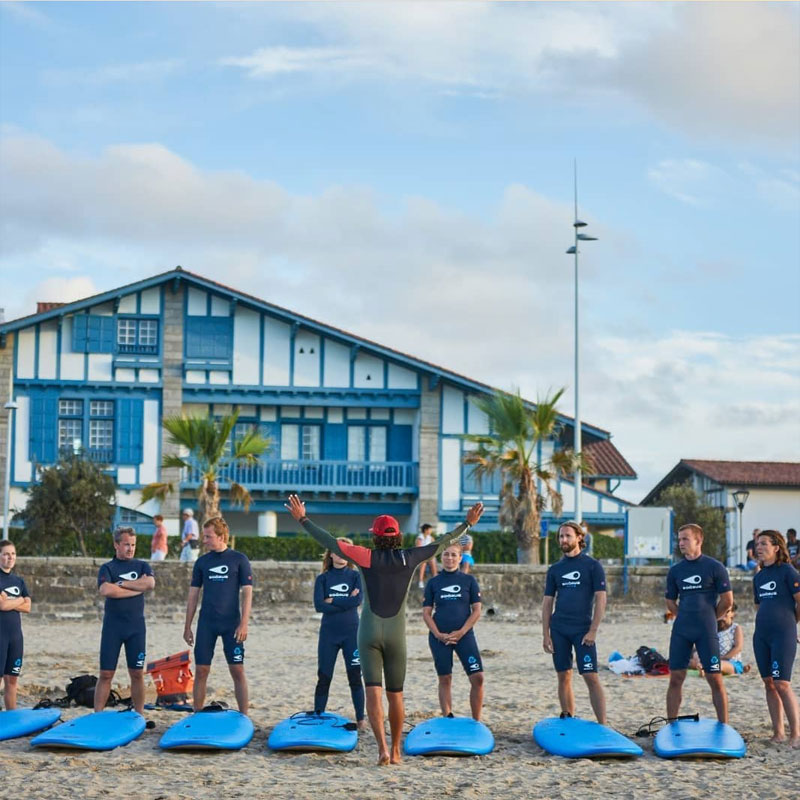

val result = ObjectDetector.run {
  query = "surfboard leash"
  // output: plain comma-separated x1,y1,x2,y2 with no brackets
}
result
634,713,699,738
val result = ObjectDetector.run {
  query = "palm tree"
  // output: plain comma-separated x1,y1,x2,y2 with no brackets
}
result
140,409,271,523
462,388,590,565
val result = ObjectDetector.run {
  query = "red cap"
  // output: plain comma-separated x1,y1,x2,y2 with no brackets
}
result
370,515,400,537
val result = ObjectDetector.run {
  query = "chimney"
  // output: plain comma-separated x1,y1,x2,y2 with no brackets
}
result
37,302,67,314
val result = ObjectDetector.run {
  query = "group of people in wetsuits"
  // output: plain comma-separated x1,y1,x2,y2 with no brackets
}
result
1,506,798,763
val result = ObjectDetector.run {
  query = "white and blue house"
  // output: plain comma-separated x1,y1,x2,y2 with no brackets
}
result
0,268,635,537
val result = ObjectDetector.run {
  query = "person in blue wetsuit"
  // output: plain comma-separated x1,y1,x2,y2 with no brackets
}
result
0,540,31,710
542,521,607,723
314,538,365,728
95,527,155,714
665,523,733,723
753,530,800,747
422,542,484,720
184,516,253,714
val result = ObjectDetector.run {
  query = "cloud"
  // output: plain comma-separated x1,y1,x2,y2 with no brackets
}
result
42,60,183,88
221,3,798,144
647,159,723,206
1,133,797,503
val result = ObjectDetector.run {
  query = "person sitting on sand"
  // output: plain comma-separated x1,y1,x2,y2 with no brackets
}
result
183,516,253,714
313,537,365,730
459,531,475,574
423,542,484,720
95,527,155,714
0,540,31,710
753,530,800,748
542,521,607,724
286,494,484,765
665,523,732,724
689,603,751,676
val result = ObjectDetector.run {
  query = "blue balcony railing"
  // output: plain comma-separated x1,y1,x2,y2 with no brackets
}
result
183,460,419,494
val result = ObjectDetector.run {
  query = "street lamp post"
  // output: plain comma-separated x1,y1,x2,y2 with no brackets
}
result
565,162,597,524
732,489,750,565
3,400,18,540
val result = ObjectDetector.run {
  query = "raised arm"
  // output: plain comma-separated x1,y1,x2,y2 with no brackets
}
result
433,502,484,557
286,494,346,557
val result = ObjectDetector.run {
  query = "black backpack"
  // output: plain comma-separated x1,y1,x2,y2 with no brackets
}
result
36,675,125,708
636,646,669,674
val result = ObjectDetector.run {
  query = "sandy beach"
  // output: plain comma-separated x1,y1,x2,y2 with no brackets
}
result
2,602,796,800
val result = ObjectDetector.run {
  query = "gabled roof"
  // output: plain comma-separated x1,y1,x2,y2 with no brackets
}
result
1,266,617,441
584,439,636,479
641,459,800,505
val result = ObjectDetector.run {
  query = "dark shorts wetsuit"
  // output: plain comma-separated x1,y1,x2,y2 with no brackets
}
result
302,518,469,692
544,553,606,674
424,570,483,677
0,570,29,677
666,555,731,673
314,566,364,719
753,563,800,682
97,558,153,672
192,549,253,666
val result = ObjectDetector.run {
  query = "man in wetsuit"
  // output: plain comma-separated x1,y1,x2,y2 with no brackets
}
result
183,516,253,714
0,540,31,710
541,522,607,723
95,527,155,714
665,523,733,723
286,494,484,766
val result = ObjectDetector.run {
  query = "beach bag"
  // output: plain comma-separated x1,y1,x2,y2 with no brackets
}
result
636,646,669,675
65,675,99,707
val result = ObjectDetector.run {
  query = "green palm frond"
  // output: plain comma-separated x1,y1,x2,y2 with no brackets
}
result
139,482,174,505
231,429,271,465
162,454,191,471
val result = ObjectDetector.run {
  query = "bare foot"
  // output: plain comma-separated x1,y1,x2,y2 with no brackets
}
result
789,737,800,749
769,734,786,744
357,719,368,732
390,751,402,765
377,751,391,766
743,664,751,673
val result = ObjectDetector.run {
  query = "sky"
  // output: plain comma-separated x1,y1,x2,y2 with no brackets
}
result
0,1,798,502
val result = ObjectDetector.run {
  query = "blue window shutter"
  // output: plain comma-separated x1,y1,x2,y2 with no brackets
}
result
323,424,347,460
388,424,412,462
29,392,58,463
116,398,144,465
72,315,89,352
186,317,232,359
258,422,280,459
85,316,115,353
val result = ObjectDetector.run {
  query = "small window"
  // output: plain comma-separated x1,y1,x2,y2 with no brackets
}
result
89,419,114,450
59,399,83,416
117,318,160,354
90,400,114,417
117,319,137,346
138,319,158,346
58,419,82,450
348,426,366,461
369,427,387,462
301,425,320,461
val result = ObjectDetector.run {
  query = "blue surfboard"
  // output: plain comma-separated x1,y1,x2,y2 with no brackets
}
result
405,717,494,756
654,718,746,759
160,709,254,750
30,710,146,750
533,717,643,758
0,708,62,741
268,712,357,752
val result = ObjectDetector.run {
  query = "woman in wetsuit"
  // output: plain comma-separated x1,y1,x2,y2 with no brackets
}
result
286,494,484,765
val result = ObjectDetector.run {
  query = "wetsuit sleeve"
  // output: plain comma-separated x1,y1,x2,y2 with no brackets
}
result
300,519,372,568
97,564,112,587
752,575,759,605
786,565,800,596
190,559,203,588
314,574,342,614
665,567,678,600
423,579,435,608
544,566,557,597
713,561,731,593
433,523,470,557
238,554,253,586
469,576,481,604
20,577,30,598
592,561,607,593
141,560,154,577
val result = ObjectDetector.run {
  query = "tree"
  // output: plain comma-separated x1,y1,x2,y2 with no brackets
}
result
140,408,271,524
15,453,116,556
651,481,727,562
462,388,587,565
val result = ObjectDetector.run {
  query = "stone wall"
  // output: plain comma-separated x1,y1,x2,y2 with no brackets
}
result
160,283,184,528
17,558,757,621
417,382,441,528
0,332,14,528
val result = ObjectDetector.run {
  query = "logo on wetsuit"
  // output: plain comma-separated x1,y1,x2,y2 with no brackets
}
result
3,585,20,596
208,565,229,581
468,655,480,672
12,658,21,675
708,655,720,672
440,584,462,598
758,580,777,598
351,649,361,667
772,660,780,678
681,574,703,590
118,571,139,581
233,646,243,663
582,654,593,670
561,571,581,586
329,582,350,597
136,651,145,668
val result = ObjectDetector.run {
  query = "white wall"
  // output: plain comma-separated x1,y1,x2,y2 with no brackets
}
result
323,340,350,387
263,317,291,385
232,307,260,385
728,487,800,563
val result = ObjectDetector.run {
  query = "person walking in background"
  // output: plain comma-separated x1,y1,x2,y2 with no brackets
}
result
416,523,439,589
0,540,31,710
665,523,733,723
746,529,761,571
151,514,168,562
786,528,799,569
180,508,200,563
313,538,365,728
753,530,800,747
459,530,475,574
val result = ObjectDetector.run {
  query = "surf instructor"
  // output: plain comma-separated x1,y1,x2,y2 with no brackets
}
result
665,523,732,723
286,494,484,765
